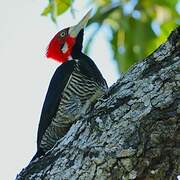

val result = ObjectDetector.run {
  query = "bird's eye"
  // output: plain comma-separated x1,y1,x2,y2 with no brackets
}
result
60,31,66,37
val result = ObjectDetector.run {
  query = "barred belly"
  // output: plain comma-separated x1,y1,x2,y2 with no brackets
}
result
40,64,106,152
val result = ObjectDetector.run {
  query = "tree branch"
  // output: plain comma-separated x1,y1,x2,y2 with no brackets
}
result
16,26,180,180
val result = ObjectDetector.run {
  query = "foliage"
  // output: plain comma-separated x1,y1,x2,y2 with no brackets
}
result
42,0,74,22
41,0,179,72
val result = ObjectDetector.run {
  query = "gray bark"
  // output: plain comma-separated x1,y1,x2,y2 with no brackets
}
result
16,26,180,180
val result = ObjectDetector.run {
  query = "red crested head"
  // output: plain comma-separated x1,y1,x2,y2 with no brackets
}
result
46,10,92,63
46,29,76,63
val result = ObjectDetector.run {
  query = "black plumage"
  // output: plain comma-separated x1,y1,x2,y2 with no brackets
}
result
32,29,107,161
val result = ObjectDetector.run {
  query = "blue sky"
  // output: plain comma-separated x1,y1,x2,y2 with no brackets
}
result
0,1,119,179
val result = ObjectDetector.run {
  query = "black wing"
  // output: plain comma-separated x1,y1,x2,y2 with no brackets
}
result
37,60,75,149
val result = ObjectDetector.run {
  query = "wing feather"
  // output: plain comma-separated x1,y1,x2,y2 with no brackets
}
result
37,60,75,148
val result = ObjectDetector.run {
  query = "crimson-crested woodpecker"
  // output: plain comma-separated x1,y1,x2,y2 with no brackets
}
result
33,10,108,160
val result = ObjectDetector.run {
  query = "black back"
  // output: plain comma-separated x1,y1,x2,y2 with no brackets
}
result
78,53,107,87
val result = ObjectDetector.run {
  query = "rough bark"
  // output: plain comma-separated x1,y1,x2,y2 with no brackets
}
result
16,27,180,180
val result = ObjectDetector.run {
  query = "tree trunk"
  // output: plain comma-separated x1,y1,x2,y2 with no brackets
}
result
16,26,180,180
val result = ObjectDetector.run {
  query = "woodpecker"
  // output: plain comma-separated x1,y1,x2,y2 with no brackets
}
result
32,10,108,160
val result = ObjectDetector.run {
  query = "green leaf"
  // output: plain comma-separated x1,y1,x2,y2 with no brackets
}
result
41,0,73,22
56,0,72,16
41,4,51,16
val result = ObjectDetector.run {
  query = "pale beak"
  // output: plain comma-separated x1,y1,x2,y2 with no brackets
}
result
69,9,92,37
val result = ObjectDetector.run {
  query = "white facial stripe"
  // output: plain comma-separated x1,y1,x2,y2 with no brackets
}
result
62,42,68,53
